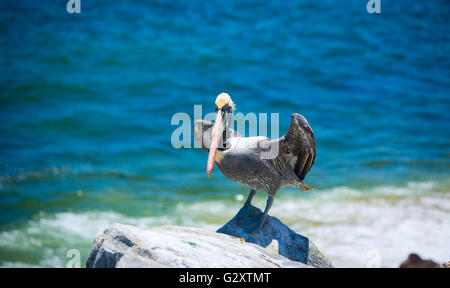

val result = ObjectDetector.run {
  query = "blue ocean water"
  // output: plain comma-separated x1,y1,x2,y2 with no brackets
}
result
0,0,449,267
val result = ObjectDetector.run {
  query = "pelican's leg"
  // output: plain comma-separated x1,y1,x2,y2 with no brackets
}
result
242,194,273,233
243,189,256,207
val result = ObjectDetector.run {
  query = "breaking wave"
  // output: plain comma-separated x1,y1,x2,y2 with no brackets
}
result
0,181,449,267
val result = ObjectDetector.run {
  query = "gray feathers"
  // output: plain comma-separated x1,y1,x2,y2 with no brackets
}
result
193,113,316,194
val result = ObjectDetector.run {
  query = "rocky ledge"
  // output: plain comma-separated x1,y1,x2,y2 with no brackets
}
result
86,205,333,268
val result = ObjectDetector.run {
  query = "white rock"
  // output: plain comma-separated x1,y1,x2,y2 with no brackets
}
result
86,223,311,268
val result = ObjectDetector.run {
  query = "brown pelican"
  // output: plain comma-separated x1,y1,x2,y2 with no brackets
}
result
194,93,315,232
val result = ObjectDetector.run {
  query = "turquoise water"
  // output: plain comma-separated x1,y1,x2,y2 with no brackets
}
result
0,0,449,267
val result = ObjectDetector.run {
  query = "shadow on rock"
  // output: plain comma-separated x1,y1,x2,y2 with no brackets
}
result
217,204,333,268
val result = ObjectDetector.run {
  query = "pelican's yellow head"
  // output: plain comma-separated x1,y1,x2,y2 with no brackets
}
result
215,92,234,111
207,92,234,177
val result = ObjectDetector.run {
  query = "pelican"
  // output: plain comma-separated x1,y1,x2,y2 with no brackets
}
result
194,93,315,232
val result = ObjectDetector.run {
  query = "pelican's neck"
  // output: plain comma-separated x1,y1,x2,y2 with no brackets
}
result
222,129,227,144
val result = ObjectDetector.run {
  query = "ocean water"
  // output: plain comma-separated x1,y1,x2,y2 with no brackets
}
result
0,0,449,267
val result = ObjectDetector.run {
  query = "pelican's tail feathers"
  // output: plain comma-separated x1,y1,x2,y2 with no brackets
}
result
297,182,311,192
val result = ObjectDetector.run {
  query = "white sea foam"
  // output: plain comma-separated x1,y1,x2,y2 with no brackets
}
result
0,181,448,267
272,182,450,267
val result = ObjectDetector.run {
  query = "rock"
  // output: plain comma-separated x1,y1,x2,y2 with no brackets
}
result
399,253,440,268
217,204,334,268
86,223,312,268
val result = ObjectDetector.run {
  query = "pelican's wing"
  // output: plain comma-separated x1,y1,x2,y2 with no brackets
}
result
193,119,241,152
282,113,316,181
268,113,316,181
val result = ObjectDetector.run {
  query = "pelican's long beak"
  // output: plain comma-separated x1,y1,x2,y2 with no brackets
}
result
207,110,225,177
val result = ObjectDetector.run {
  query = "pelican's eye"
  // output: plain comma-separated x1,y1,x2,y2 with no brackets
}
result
222,104,232,113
